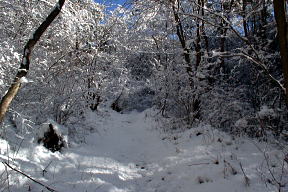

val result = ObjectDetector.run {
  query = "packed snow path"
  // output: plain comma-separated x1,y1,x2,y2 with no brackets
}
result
2,110,284,191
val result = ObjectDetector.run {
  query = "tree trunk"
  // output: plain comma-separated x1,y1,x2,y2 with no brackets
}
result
170,0,192,75
0,0,66,124
201,0,209,54
273,0,288,102
194,0,202,69
242,0,249,37
260,0,267,40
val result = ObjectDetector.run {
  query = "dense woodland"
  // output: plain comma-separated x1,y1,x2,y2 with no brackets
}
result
1,0,288,191
0,0,287,138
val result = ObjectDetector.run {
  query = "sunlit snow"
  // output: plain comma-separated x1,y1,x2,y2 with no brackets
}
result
0,110,284,192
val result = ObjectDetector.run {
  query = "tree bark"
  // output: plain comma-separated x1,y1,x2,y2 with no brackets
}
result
201,0,209,54
194,0,202,69
242,0,249,37
273,0,288,102
170,0,194,87
0,0,66,124
170,0,192,73
260,0,267,40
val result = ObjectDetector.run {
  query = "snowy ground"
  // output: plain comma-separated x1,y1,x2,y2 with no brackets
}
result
0,110,287,192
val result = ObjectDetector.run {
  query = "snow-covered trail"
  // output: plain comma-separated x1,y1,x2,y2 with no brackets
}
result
2,110,283,192
84,110,175,164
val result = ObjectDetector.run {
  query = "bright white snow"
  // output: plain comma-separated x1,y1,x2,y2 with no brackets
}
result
0,109,286,192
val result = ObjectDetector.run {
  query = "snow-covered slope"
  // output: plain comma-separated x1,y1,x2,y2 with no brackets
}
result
0,110,286,192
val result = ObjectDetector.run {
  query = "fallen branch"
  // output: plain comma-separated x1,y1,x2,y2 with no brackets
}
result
3,162,58,192
239,162,250,186
188,162,210,166
43,160,53,177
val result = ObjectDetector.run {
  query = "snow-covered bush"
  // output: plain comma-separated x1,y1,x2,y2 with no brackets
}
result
37,120,68,152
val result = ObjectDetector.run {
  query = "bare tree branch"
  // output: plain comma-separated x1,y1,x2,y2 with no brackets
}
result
217,52,286,93
3,162,58,192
